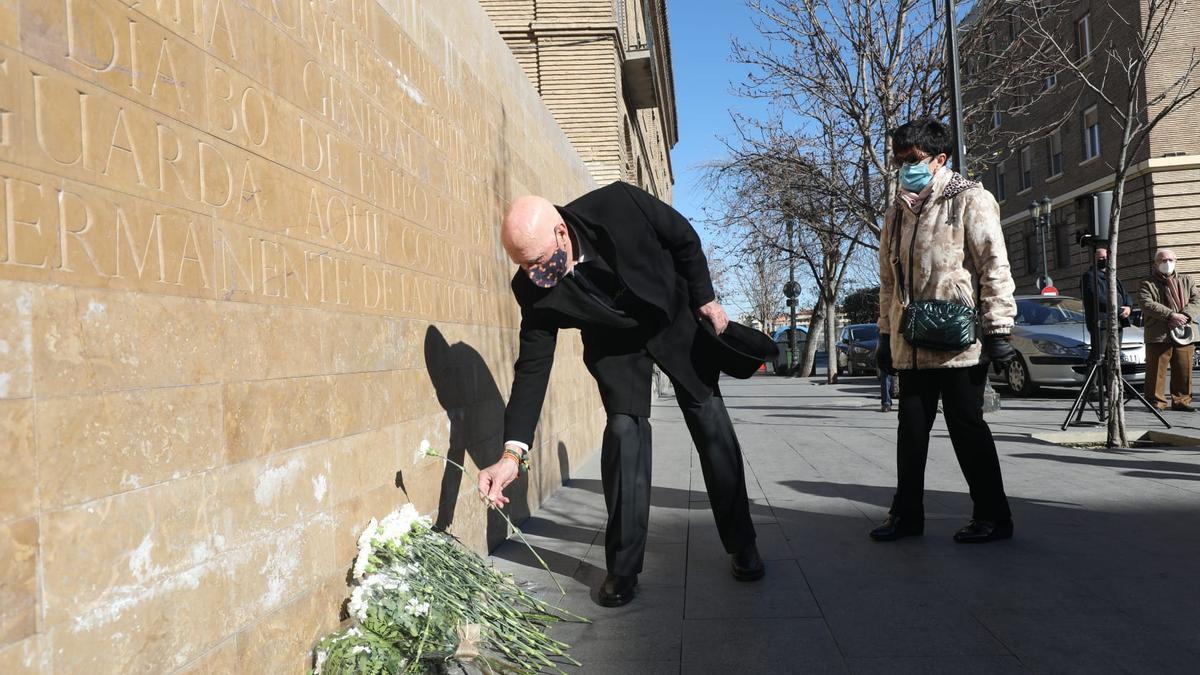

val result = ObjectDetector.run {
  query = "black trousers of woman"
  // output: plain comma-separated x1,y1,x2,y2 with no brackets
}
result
891,364,1012,522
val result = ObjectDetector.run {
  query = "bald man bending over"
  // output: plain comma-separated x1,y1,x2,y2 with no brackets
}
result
478,182,762,607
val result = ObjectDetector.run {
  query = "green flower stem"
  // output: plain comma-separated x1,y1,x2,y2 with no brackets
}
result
429,452,567,596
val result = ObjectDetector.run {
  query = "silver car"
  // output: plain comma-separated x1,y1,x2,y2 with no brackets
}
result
989,295,1146,396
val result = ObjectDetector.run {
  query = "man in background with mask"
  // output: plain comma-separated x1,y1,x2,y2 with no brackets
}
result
476,183,764,608
1080,247,1131,358
1139,248,1200,411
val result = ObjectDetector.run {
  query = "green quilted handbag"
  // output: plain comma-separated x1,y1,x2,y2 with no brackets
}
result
900,299,977,351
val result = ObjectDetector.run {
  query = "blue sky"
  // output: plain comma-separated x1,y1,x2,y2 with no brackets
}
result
665,1,768,245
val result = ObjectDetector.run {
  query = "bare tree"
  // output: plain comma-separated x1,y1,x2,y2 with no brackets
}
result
958,0,1081,165
1011,0,1200,446
731,239,788,333
729,0,944,248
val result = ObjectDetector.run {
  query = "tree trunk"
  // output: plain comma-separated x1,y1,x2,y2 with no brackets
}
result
1106,149,1135,446
825,291,838,384
797,299,825,377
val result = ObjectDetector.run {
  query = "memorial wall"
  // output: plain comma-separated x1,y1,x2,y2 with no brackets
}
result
0,1,603,671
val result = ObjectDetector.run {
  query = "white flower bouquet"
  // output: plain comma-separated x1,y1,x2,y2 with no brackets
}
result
313,504,586,674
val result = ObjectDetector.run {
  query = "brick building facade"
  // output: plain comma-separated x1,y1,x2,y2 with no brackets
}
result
965,0,1200,300
479,0,678,200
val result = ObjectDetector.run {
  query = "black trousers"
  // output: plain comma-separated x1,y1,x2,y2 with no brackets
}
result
601,377,756,577
891,364,1011,522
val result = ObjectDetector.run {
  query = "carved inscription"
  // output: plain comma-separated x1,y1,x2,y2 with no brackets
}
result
0,0,534,322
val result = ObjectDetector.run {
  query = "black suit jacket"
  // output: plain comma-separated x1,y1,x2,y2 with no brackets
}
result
502,182,718,446
1080,266,1132,332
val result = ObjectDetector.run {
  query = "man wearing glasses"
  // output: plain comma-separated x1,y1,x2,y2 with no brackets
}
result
1139,248,1200,411
477,183,765,607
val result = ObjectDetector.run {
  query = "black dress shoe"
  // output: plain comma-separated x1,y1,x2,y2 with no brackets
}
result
597,574,638,607
953,519,1013,543
1171,404,1197,412
731,542,765,581
868,515,924,541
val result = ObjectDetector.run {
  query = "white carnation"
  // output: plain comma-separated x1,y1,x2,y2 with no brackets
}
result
416,439,434,462
314,650,327,675
352,541,372,580
378,504,431,541
348,586,369,621
405,597,431,616
351,645,371,655
357,519,378,549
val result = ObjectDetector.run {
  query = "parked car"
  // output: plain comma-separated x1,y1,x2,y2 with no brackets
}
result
988,295,1147,396
836,323,879,376
769,326,827,375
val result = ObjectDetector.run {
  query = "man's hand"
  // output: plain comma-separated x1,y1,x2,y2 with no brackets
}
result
1120,306,1131,319
1170,312,1189,328
697,301,729,334
477,457,520,507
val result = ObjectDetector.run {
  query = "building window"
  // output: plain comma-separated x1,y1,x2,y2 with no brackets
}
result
1048,128,1063,176
1076,14,1092,59
1045,71,1058,90
1008,10,1019,42
1054,213,1073,268
994,160,1007,201
1019,146,1033,191
1082,106,1101,160
992,110,1002,129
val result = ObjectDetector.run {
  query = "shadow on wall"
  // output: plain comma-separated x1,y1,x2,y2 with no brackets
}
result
423,326,532,549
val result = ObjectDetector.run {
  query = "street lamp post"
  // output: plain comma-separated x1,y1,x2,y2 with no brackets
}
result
942,0,1005,411
944,0,967,173
1028,196,1054,291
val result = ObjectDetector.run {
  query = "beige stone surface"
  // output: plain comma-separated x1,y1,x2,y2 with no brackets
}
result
0,517,37,645
36,385,224,509
0,399,36,523
0,0,607,670
0,633,50,674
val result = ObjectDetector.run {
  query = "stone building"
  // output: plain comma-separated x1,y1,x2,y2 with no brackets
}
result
479,0,678,199
0,0,665,671
964,0,1200,299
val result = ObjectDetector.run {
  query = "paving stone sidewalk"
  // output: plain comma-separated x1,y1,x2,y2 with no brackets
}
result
491,374,1200,674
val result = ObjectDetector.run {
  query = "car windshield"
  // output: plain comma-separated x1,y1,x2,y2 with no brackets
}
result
1015,298,1087,325
850,325,879,341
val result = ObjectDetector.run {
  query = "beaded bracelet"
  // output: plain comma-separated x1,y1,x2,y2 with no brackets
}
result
501,447,529,472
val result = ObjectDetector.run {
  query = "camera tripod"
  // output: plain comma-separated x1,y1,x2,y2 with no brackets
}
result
1060,353,1171,430
1065,236,1166,425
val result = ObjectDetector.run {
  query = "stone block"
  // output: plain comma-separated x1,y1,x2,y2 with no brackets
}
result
0,400,36,522
234,574,345,674
0,633,50,674
324,428,402,505
36,385,224,509
0,517,37,646
176,638,238,675
223,376,332,463
33,288,224,396
0,282,33,399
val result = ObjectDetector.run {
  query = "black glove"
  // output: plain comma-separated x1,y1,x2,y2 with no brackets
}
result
983,334,1018,374
876,334,897,375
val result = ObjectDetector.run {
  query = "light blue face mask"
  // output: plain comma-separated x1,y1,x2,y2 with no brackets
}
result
898,159,934,192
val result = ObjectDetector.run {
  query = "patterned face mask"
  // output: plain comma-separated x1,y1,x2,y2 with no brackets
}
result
526,240,568,288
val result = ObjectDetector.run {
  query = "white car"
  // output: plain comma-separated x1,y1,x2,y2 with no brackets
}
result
989,295,1146,396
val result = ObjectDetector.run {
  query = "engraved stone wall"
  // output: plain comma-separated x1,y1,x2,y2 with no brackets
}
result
0,1,603,672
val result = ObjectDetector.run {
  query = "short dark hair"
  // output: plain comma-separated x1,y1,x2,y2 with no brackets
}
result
890,118,954,158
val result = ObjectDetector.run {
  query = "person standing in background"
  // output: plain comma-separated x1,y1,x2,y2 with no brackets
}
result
1138,249,1200,412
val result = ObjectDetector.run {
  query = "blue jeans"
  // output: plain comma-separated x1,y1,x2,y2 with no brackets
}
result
880,372,894,407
